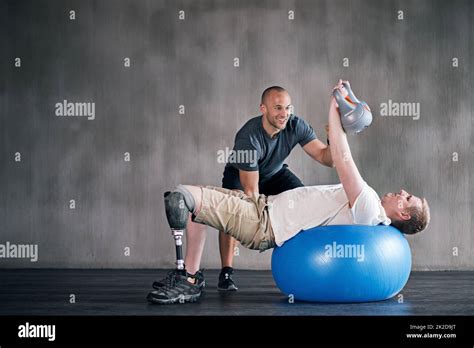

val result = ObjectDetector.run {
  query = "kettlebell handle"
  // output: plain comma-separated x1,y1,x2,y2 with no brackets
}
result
332,81,373,134
333,82,360,111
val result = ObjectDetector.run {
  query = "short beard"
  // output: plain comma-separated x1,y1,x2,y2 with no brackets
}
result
270,118,287,130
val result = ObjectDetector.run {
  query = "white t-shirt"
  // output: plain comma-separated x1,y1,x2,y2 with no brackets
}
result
267,182,391,246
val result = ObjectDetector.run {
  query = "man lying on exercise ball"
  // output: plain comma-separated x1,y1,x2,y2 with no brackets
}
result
147,80,430,304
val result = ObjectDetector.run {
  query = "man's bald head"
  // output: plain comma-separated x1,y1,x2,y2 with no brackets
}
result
259,86,292,134
261,86,288,104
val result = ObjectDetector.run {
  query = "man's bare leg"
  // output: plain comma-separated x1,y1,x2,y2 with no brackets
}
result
184,218,206,275
218,189,240,291
219,232,237,268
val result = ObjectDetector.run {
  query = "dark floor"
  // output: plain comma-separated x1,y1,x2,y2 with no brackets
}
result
0,269,472,316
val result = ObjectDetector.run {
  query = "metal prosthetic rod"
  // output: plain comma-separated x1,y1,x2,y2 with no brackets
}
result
171,229,185,270
164,190,190,271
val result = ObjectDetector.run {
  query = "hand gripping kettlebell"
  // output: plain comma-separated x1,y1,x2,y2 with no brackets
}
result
332,82,372,134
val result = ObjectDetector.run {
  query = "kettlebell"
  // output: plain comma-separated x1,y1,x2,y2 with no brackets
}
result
332,82,372,134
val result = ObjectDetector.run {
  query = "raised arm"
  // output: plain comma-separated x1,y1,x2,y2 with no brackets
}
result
328,81,365,207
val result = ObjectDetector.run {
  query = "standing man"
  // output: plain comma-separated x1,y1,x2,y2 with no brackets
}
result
217,86,333,290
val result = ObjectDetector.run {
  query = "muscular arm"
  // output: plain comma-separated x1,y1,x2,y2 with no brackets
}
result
302,139,334,167
239,170,259,196
328,98,365,207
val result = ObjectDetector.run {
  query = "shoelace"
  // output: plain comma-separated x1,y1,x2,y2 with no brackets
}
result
163,270,178,285
158,270,183,286
157,276,184,295
158,270,204,291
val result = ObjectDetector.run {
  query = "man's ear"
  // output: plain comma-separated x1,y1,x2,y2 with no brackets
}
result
260,104,266,114
399,210,411,221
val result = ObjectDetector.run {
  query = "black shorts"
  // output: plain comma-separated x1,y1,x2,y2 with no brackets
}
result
221,164,304,196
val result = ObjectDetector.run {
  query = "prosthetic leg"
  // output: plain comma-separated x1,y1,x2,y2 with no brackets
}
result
146,190,203,304
163,191,189,271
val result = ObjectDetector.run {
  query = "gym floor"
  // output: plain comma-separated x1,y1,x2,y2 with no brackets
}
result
0,269,472,316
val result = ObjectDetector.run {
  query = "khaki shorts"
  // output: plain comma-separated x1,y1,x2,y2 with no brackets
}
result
192,186,276,251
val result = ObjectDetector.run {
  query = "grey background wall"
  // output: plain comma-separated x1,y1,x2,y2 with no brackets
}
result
0,0,472,270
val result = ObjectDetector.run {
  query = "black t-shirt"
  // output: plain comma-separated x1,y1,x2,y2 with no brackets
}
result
224,114,317,183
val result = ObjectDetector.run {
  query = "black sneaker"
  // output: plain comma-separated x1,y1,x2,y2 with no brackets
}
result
147,274,202,304
152,269,205,290
152,269,185,289
217,267,238,291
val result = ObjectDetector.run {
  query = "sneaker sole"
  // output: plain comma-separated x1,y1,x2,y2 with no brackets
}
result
152,281,206,291
146,292,201,305
217,284,238,291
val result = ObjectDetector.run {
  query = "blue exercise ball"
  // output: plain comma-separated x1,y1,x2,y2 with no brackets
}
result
271,225,412,303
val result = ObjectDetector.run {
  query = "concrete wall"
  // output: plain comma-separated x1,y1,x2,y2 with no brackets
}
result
0,0,472,269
